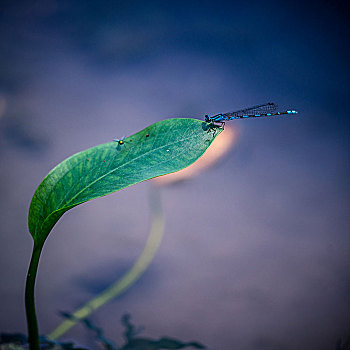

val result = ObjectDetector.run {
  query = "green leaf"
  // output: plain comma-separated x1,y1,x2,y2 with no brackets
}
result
28,118,221,245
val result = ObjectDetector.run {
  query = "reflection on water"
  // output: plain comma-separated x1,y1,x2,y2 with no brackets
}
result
0,314,206,350
60,312,205,350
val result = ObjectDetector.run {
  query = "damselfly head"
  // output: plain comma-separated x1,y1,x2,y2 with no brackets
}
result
205,115,210,123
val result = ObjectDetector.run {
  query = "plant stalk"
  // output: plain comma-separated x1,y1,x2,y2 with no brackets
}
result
47,186,165,340
25,243,43,350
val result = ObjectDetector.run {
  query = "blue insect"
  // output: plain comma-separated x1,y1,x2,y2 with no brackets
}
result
205,102,298,128
113,137,126,150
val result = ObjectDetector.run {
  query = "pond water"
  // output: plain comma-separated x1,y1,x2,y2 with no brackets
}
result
0,1,349,349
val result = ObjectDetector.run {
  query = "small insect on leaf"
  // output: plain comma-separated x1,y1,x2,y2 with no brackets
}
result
113,137,125,145
113,137,126,150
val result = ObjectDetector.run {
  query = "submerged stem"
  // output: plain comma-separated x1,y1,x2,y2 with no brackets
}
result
25,243,43,350
47,185,165,340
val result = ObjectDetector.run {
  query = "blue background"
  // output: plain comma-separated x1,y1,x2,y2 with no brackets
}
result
0,1,349,349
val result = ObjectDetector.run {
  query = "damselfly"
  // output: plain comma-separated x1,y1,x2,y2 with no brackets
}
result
205,102,298,128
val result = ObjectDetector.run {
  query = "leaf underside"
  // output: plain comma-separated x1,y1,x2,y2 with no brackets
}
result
28,118,221,245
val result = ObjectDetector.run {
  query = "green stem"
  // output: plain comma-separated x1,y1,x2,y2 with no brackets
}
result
25,243,43,350
47,185,164,340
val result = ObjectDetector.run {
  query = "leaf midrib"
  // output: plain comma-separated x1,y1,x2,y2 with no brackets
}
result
65,130,198,206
